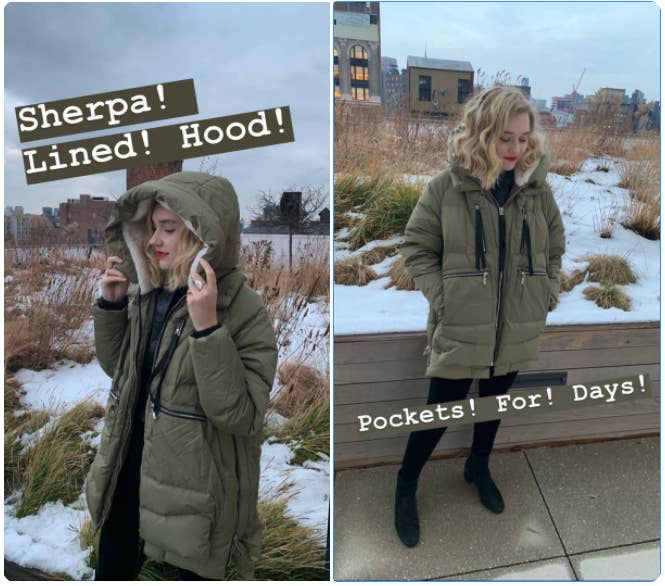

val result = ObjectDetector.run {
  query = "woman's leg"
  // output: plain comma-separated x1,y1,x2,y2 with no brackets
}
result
95,423,144,580
464,370,519,514
395,376,472,547
175,567,213,580
400,376,473,481
472,370,519,455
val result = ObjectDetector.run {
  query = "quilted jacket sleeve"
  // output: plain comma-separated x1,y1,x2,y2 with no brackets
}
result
544,183,566,310
401,179,445,316
189,298,277,437
93,302,129,378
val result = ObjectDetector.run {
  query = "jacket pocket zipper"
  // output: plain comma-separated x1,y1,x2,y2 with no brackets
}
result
225,435,242,573
108,337,131,401
442,270,489,285
520,269,548,284
153,402,207,422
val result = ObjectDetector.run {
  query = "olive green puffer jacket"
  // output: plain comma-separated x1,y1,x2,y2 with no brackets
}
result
402,149,565,379
85,172,277,579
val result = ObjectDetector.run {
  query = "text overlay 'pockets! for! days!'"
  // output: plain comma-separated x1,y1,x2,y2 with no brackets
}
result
354,374,652,441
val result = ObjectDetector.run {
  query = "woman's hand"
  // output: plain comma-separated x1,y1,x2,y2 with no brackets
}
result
187,258,219,331
101,256,129,302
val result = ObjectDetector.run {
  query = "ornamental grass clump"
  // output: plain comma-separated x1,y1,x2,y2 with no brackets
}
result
583,284,632,311
138,495,328,581
385,256,416,291
334,257,378,286
15,400,101,518
359,245,399,266
584,254,637,286
349,180,422,250
559,269,587,293
272,362,327,418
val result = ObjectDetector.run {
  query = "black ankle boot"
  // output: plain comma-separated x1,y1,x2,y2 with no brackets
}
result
464,453,504,514
394,470,420,547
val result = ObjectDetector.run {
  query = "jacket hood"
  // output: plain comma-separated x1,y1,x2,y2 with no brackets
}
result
105,172,241,293
446,126,549,190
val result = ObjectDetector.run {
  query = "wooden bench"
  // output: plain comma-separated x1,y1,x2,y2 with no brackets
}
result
334,322,660,470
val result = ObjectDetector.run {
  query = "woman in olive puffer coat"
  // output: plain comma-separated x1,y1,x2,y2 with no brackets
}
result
85,172,277,579
394,87,565,547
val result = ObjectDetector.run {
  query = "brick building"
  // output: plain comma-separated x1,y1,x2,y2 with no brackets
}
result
59,194,115,244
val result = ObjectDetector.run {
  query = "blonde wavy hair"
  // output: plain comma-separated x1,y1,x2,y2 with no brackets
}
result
143,202,204,291
452,86,544,190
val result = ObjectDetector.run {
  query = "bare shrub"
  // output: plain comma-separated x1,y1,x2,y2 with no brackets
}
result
593,198,618,238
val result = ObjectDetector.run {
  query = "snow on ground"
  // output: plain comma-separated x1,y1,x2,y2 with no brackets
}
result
260,442,329,543
4,494,93,580
334,158,660,335
15,360,110,414
273,298,329,396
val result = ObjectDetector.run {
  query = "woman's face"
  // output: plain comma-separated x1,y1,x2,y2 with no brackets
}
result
147,206,187,270
495,111,531,171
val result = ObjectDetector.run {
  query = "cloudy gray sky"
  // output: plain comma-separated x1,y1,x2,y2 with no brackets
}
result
380,1,660,105
5,2,330,219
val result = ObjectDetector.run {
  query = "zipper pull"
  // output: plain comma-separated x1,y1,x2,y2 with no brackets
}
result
152,403,158,420
483,271,488,285
521,270,526,285
499,206,504,216
175,321,184,337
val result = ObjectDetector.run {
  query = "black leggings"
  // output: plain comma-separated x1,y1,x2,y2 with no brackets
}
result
95,419,211,581
400,370,518,482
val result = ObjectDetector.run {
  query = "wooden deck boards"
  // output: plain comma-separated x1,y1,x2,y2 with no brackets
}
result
334,322,660,470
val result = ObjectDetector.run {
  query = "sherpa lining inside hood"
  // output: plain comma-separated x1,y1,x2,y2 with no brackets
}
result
104,172,241,294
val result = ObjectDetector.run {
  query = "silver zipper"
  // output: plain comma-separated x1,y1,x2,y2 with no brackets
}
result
442,270,489,285
154,402,207,422
520,269,548,284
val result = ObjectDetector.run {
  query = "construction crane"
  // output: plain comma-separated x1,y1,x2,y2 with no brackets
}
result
571,68,586,107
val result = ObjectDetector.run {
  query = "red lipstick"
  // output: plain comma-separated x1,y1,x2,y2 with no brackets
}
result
155,251,168,258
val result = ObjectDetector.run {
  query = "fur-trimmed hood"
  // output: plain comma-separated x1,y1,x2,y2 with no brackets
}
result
104,172,241,293
446,126,549,190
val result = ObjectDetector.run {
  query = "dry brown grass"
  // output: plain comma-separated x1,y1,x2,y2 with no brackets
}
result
334,257,378,286
5,249,100,372
385,256,415,291
16,400,103,518
272,361,327,418
335,103,453,176
583,285,632,311
545,128,600,176
560,269,587,293
584,254,637,286
359,245,399,265
622,197,660,240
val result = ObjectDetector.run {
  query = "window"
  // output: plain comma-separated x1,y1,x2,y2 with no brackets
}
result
419,75,432,102
335,85,341,99
334,47,339,81
458,78,471,104
352,86,368,101
351,64,368,82
350,45,368,61
349,45,370,101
